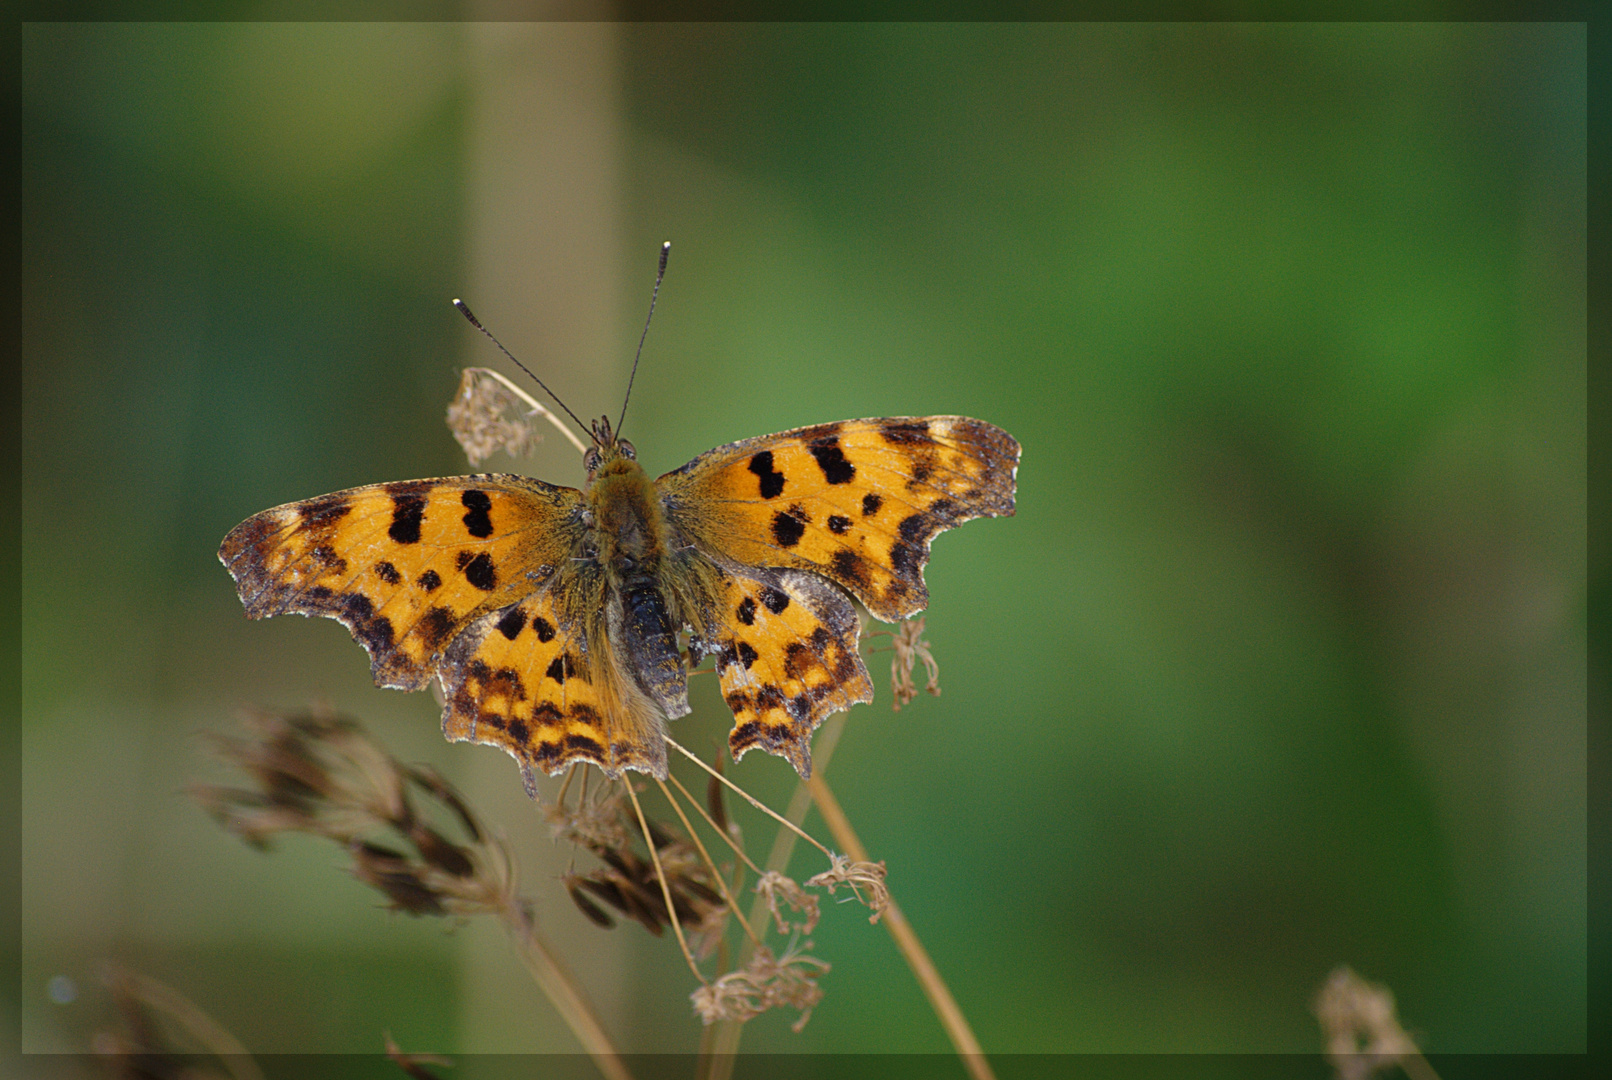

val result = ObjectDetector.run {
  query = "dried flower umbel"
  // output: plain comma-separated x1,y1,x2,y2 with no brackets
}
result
445,366,586,465
889,616,941,710
1315,966,1441,1080
691,942,831,1033
537,741,900,1035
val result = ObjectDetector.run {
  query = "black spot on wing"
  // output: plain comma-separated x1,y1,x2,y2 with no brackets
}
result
461,490,494,538
495,606,526,640
418,606,457,649
827,514,852,534
546,654,578,684
784,641,816,678
298,497,352,531
417,569,442,591
374,561,401,584
335,591,397,660
388,492,426,544
807,437,856,484
748,451,787,499
460,552,497,591
736,596,757,625
531,615,556,642
862,493,883,517
772,509,806,547
760,586,790,615
507,719,530,744
756,684,786,713
895,499,960,550
898,513,931,544
480,666,527,703
879,420,934,445
831,549,870,590
737,641,759,668
531,741,562,771
309,544,348,576
564,733,606,758
889,541,918,576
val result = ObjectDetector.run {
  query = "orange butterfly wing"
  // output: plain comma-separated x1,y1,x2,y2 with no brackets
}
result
660,416,1020,622
661,415,1019,774
218,475,666,788
700,566,873,776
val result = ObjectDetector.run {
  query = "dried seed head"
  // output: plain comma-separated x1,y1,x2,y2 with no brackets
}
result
754,871,821,936
806,854,890,924
563,874,619,929
351,842,449,917
547,788,633,853
446,367,544,465
1315,967,1421,1080
889,616,941,711
690,943,831,1032
548,784,727,942
193,709,516,921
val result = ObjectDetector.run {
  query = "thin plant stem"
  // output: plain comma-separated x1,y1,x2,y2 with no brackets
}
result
806,771,995,1080
662,769,763,877
624,780,705,984
700,712,853,1078
654,778,763,947
463,365,589,453
107,967,266,1080
499,899,636,1080
1402,1051,1444,1080
666,737,834,861
556,762,580,807
758,709,852,881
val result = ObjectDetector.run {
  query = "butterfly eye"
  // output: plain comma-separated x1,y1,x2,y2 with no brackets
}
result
583,447,602,474
618,439,636,460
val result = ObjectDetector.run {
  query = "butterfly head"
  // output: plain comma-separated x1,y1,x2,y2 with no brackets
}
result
583,414,637,482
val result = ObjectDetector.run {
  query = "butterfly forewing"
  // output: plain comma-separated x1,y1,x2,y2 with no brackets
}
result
219,475,584,691
658,416,1020,622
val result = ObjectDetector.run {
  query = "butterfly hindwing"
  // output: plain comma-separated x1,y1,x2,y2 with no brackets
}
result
438,588,668,789
659,416,1020,622
701,564,874,777
218,474,584,692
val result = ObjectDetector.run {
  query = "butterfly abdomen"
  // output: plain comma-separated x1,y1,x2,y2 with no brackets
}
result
620,580,686,711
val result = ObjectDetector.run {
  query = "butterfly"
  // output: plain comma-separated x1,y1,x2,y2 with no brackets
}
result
219,256,1018,790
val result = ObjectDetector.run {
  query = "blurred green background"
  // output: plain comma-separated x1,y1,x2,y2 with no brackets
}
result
19,19,1585,1069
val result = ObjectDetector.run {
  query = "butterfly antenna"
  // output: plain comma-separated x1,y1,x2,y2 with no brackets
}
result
617,240,671,437
452,298,594,442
